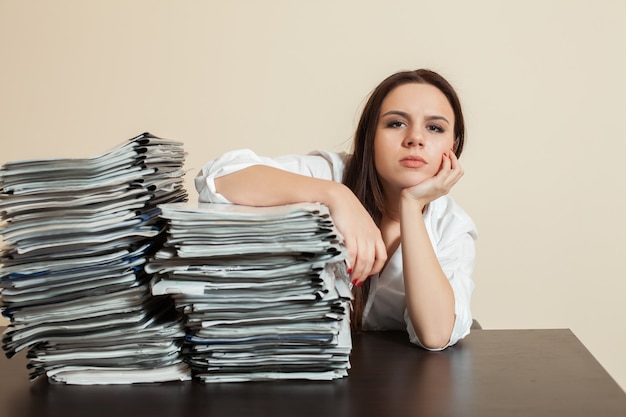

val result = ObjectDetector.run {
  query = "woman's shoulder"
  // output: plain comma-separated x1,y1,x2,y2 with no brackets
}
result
306,150,351,166
301,150,351,181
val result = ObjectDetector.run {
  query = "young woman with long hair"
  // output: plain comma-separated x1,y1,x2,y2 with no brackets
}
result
195,69,477,350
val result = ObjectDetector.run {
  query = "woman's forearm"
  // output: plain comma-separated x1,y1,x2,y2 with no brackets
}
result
400,196,455,349
214,165,345,207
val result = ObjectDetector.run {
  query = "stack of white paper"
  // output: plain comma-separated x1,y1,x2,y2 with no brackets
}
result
0,132,191,384
148,202,353,383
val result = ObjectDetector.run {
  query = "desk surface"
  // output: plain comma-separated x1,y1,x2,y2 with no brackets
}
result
1,328,625,417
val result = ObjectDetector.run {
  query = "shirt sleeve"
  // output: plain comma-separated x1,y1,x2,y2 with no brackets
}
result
194,148,348,203
404,196,478,351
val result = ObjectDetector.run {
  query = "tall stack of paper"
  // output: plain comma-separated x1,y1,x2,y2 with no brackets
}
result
148,202,353,383
0,132,191,384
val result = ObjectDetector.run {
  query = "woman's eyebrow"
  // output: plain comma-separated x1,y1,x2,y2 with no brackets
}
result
381,110,450,125
426,115,451,125
380,110,410,118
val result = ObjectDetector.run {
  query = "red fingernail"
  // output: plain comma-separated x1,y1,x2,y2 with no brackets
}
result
356,280,363,287
351,278,358,286
347,268,353,275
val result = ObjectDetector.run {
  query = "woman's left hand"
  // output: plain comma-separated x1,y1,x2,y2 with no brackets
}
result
402,152,464,207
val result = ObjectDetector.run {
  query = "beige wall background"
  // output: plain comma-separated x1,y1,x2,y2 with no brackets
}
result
1,1,625,390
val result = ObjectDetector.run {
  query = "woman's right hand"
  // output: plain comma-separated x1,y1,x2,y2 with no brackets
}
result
327,184,387,285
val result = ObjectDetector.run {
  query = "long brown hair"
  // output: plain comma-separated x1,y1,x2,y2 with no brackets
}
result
343,69,466,331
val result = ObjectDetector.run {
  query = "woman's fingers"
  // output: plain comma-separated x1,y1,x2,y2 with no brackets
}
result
343,229,386,286
343,236,358,278
350,234,387,286
352,238,374,284
401,152,464,208
329,188,387,286
371,237,388,276
444,152,464,188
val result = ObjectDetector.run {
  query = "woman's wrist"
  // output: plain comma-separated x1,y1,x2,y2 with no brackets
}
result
400,190,427,214
321,182,353,211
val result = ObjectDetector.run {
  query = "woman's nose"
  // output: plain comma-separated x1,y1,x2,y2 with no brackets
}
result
404,128,424,147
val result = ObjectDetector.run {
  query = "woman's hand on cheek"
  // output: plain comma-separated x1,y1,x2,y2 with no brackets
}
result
402,152,464,207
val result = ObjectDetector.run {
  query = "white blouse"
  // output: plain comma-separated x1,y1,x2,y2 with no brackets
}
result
194,149,478,350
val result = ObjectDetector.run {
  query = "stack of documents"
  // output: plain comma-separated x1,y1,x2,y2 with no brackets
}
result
0,132,191,384
148,202,353,383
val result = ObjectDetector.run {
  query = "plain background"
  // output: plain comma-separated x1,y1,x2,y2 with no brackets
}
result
1,1,624,391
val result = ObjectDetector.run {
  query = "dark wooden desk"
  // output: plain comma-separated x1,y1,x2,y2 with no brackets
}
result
1,328,625,417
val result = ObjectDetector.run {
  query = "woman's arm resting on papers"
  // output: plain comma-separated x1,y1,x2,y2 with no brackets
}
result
215,165,387,282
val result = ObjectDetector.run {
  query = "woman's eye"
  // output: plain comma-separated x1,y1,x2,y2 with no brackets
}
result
386,120,406,128
427,124,445,133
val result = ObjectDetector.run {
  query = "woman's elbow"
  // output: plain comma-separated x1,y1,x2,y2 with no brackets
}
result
419,332,451,350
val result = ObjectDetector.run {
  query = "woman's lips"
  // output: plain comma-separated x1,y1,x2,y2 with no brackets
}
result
400,156,427,168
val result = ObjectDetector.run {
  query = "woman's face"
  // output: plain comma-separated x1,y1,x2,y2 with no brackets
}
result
373,82,456,193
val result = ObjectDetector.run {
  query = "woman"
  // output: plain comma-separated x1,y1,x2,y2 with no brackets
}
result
195,69,477,350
